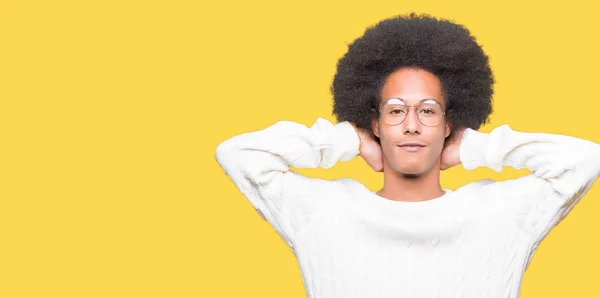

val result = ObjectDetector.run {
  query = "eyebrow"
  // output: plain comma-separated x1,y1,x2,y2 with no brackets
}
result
382,97,442,106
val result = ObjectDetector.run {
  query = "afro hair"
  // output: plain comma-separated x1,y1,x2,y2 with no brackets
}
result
331,12,494,142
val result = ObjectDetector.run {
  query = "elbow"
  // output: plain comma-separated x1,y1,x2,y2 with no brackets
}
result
215,139,235,165
581,140,600,174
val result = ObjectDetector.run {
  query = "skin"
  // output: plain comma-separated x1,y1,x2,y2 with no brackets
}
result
353,67,466,202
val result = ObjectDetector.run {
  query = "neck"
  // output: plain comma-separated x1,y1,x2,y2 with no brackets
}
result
376,162,445,202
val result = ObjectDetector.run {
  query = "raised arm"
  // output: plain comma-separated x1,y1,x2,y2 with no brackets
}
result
459,124,600,245
215,118,360,247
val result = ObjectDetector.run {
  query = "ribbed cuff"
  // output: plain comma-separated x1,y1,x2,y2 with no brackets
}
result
334,121,361,162
459,128,489,171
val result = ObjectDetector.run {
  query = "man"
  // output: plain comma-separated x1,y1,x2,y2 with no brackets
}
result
215,13,600,298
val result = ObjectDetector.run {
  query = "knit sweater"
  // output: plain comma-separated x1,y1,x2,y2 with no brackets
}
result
215,117,600,298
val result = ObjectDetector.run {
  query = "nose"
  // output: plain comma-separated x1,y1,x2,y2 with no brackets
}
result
403,107,421,134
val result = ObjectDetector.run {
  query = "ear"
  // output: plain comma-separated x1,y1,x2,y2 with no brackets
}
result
370,108,380,138
444,120,452,138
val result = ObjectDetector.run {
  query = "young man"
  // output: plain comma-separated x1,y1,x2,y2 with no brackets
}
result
215,13,600,298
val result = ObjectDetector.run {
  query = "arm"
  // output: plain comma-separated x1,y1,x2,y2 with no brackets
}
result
215,118,360,247
459,124,600,245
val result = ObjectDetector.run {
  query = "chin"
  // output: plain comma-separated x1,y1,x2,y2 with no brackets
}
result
394,165,426,177
387,152,436,176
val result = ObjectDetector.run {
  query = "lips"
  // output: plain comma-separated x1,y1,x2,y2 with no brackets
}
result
397,143,426,152
398,143,426,147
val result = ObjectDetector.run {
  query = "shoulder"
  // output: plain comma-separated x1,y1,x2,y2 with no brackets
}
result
337,177,368,193
467,175,553,199
453,175,556,214
453,178,495,194
448,178,500,210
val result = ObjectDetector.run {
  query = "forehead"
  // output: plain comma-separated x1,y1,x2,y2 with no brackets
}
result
380,68,445,107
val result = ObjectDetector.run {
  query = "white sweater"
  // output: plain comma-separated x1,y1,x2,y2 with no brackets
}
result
215,118,600,298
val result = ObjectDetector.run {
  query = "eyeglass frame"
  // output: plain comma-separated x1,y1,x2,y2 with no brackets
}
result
376,97,447,127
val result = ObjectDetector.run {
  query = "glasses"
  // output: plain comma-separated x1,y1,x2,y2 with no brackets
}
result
378,98,446,127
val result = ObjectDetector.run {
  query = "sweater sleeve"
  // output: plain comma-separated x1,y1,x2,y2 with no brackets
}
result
215,117,360,247
459,124,600,246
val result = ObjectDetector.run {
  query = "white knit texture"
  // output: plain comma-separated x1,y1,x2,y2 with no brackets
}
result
215,118,600,298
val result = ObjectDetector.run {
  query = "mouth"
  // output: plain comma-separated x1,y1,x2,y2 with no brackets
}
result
397,143,426,152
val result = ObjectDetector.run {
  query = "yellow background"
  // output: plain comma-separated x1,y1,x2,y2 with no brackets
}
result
1,0,600,297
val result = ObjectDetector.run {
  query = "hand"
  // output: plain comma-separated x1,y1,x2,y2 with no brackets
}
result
351,123,383,172
440,127,467,170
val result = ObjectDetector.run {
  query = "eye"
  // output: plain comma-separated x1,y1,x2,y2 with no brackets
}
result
390,108,406,114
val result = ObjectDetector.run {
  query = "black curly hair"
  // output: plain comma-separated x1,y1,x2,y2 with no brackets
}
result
331,12,494,142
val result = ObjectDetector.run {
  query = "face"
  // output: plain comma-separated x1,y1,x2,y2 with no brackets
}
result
371,68,451,176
